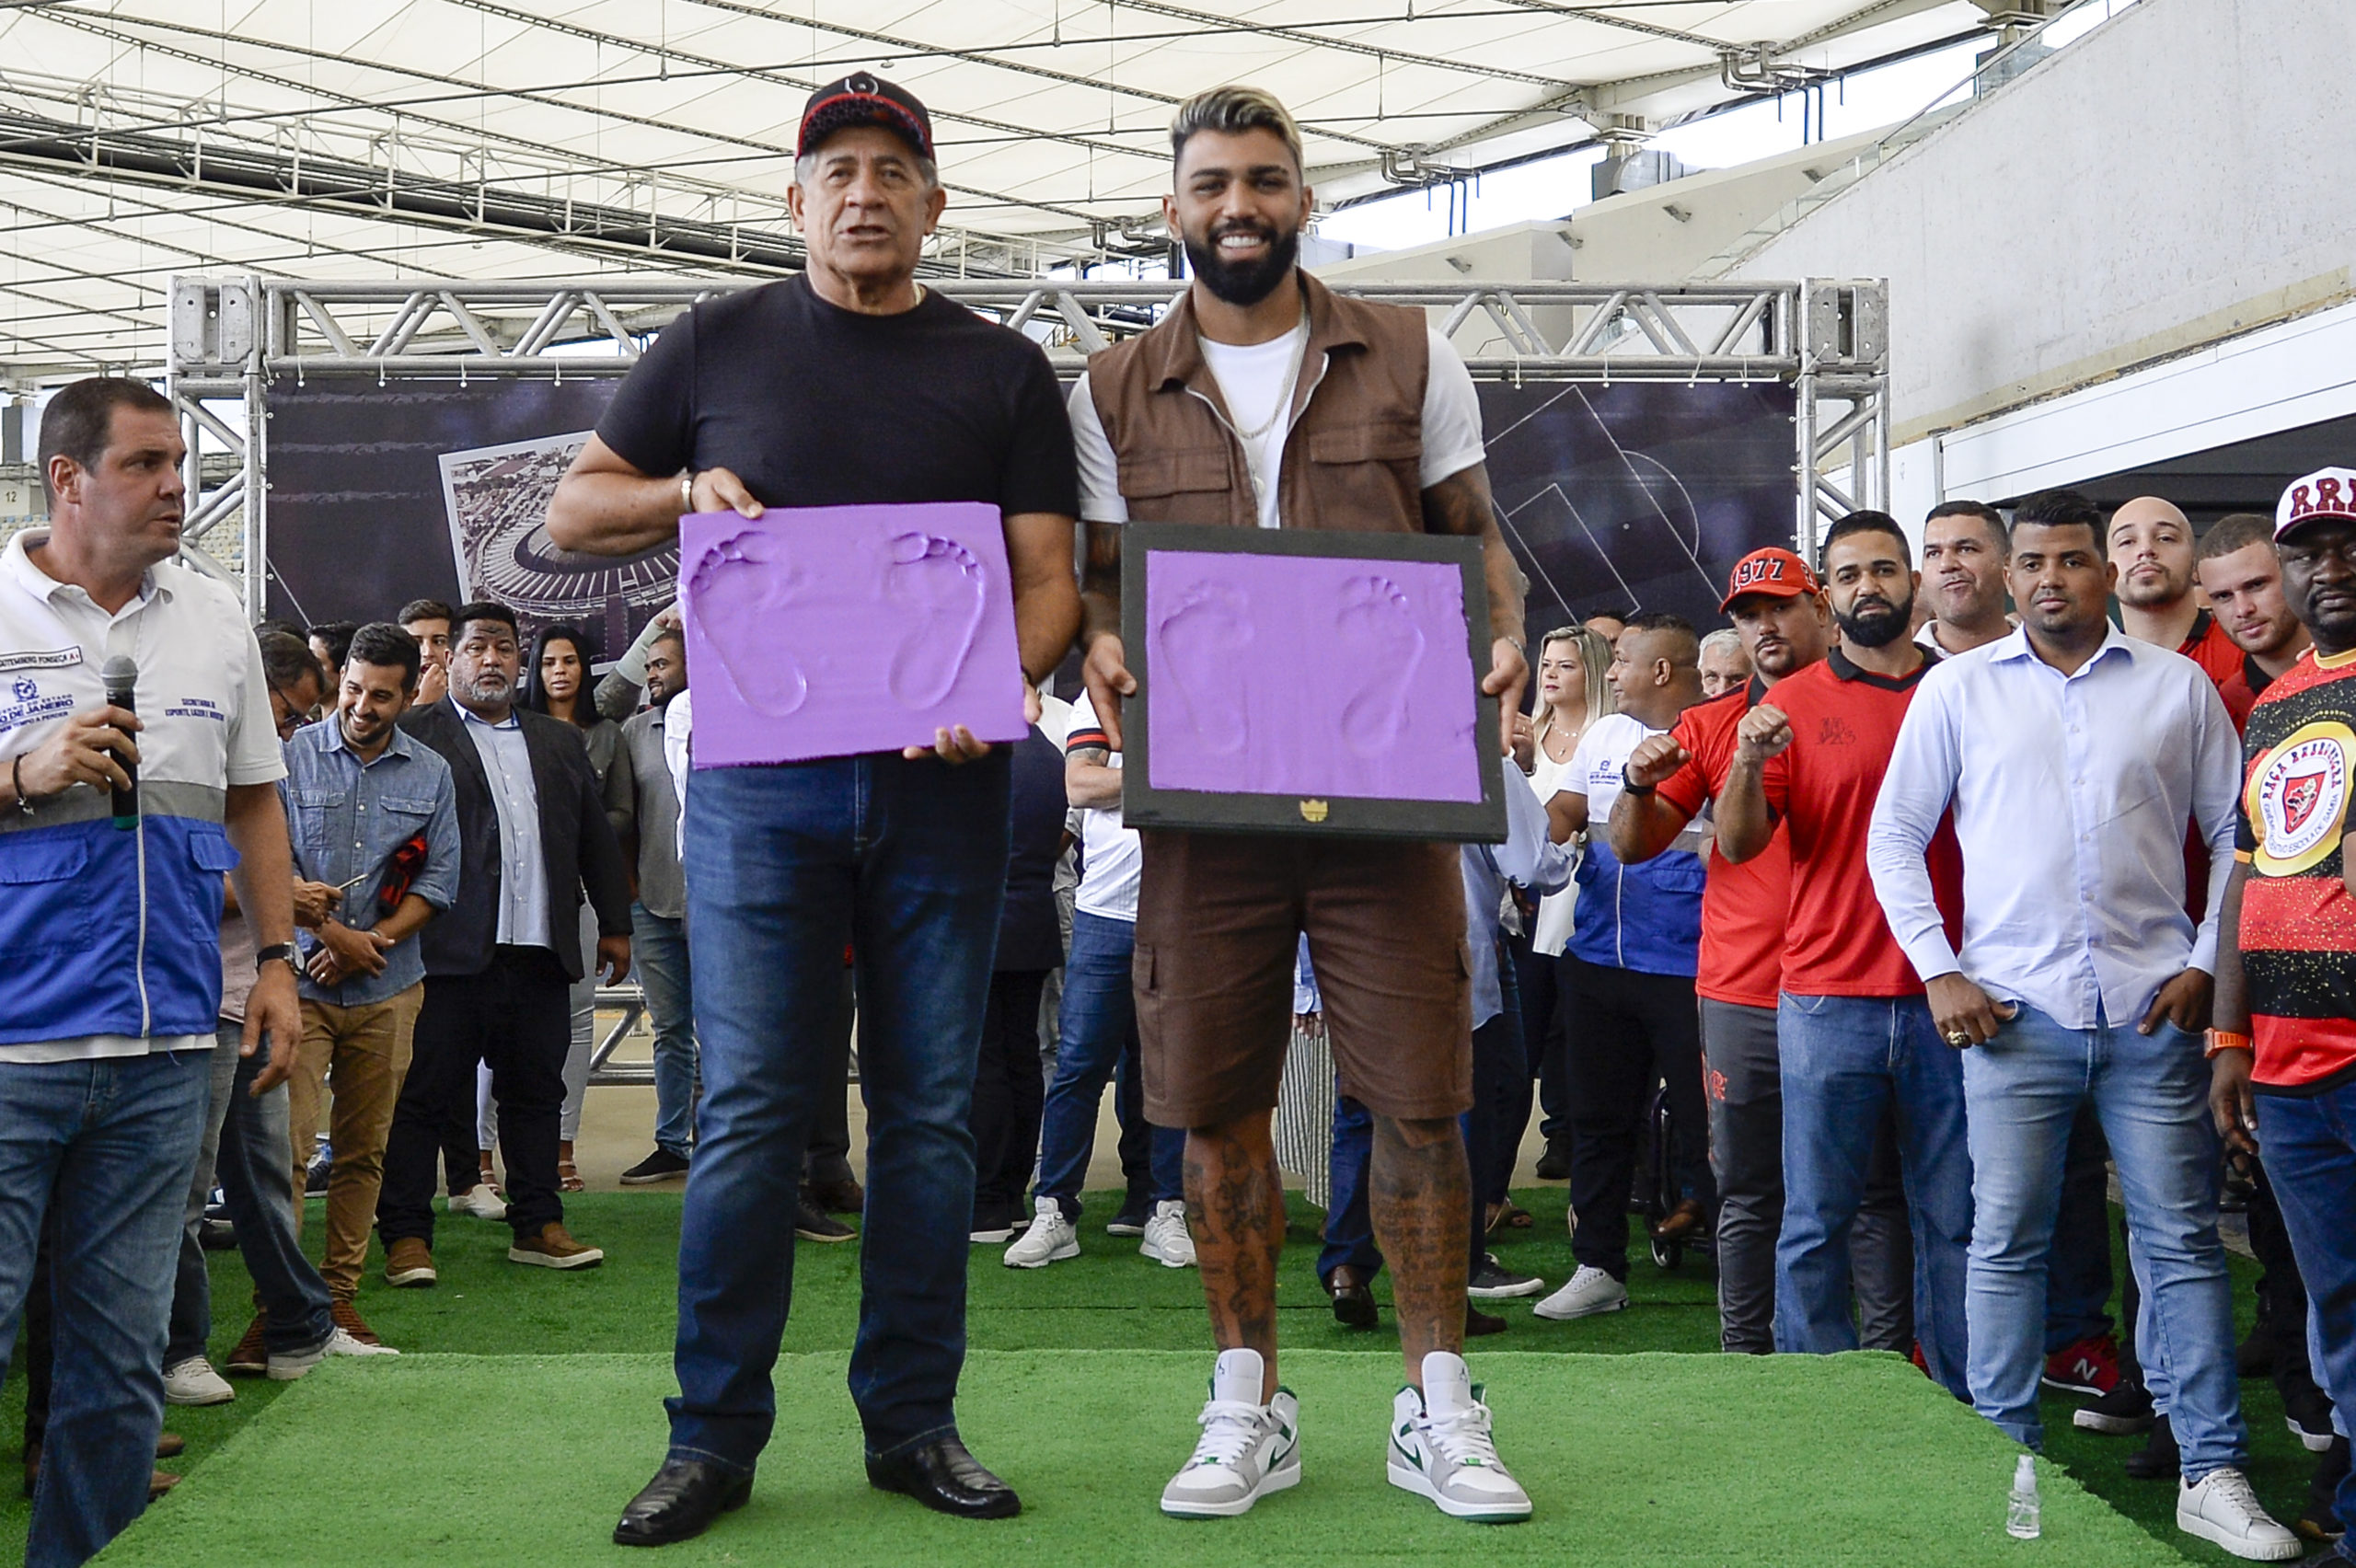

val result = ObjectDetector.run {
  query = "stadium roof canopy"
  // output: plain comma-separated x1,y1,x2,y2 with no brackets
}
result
0,0,2020,375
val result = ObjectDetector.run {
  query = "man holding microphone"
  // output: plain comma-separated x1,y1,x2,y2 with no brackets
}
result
0,377,300,1568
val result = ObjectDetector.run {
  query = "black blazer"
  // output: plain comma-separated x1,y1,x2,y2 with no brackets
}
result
399,699,633,982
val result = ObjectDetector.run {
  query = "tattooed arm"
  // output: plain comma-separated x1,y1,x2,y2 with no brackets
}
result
1422,463,1530,756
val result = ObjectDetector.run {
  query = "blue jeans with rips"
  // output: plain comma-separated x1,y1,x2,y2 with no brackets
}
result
668,751,1011,1470
631,903,699,1159
0,1048,211,1568
1774,992,1974,1401
2257,1072,2356,1542
1960,1004,2245,1473
1033,911,1182,1217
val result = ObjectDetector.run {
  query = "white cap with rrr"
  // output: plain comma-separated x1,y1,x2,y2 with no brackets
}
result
2275,467,2356,540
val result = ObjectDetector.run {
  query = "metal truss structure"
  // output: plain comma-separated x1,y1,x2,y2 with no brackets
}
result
167,270,1883,1085
167,272,1888,609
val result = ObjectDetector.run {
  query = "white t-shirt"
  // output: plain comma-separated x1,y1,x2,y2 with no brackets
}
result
1061,691,1141,923
1069,326,1487,530
1565,712,1659,829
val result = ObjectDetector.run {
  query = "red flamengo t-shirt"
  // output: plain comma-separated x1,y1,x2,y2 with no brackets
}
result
1757,650,1963,997
2180,611,2246,692
1658,683,1788,1009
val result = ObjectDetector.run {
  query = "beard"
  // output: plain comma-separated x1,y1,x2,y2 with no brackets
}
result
2117,566,2190,610
1182,219,1300,307
1835,590,1914,650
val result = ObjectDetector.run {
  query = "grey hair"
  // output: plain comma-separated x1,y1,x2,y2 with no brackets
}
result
1170,85,1304,175
1698,628,1746,665
793,149,941,192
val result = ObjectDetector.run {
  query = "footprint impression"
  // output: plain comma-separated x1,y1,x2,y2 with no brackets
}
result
687,531,814,717
1334,574,1425,756
884,531,988,710
1156,581,1253,756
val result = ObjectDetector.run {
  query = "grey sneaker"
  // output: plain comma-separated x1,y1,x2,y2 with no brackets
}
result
1160,1348,1300,1518
1387,1352,1531,1522
1530,1264,1628,1320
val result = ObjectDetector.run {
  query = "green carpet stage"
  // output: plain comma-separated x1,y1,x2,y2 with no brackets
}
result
0,1192,2306,1565
99,1350,2164,1568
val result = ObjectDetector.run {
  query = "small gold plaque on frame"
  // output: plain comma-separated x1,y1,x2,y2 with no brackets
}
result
1299,799,1330,823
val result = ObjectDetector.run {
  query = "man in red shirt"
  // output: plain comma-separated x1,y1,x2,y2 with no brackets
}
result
2111,494,2244,683
2197,513,2314,733
1609,548,1908,1355
1712,512,1972,1398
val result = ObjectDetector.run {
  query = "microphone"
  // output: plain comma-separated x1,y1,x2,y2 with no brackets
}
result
102,655,137,828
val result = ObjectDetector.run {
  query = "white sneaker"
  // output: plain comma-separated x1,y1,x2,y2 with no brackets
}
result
2176,1468,2300,1560
163,1355,234,1406
1002,1196,1080,1269
267,1326,400,1382
1160,1348,1301,1518
447,1184,506,1221
1140,1200,1197,1268
1530,1264,1629,1321
1387,1352,1531,1522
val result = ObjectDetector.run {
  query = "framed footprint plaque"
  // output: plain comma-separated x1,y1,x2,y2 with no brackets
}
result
679,501,1028,767
1121,523,1507,841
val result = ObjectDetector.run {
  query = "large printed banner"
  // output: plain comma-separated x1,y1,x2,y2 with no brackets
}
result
262,374,1798,658
1476,379,1798,636
263,376,674,659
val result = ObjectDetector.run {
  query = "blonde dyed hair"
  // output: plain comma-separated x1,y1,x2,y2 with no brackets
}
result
1170,86,1305,176
1532,624,1617,748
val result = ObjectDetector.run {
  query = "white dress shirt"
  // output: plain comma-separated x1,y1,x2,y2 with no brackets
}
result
459,704,551,950
1866,625,2240,1029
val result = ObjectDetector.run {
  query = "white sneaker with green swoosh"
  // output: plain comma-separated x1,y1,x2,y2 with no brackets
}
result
1160,1348,1301,1518
1387,1352,1531,1522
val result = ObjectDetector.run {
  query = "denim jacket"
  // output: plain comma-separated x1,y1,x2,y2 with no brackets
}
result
282,719,460,1006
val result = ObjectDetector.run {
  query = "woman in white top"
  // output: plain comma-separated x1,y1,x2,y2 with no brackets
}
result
1496,625,1619,1211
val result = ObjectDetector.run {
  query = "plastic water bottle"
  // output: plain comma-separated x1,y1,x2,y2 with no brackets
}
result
2006,1453,2041,1539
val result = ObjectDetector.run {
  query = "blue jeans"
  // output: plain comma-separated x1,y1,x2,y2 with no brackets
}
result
0,1049,212,1568
167,1025,335,1366
2045,1106,2116,1351
1034,911,1181,1216
670,752,1011,1470
632,904,699,1159
1775,993,1973,1400
1960,1005,2244,1471
2258,1074,2356,1542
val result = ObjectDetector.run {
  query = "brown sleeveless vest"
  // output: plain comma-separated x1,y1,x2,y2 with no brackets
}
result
1086,272,1431,533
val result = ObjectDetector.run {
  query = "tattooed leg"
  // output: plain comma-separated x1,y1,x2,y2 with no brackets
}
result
1184,1113,1286,1402
1370,1113,1472,1387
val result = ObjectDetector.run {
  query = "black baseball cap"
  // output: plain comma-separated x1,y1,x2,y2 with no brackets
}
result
798,74,934,162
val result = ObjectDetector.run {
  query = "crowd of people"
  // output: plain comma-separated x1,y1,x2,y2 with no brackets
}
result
0,72,2350,1568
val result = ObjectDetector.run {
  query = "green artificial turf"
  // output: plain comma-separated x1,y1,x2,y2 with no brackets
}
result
101,1349,2169,1568
0,1186,2313,1566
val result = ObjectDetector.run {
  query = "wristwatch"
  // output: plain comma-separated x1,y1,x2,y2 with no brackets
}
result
255,942,296,973
1620,762,1656,797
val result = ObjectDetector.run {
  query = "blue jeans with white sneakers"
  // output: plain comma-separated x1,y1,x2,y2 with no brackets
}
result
1960,1002,2246,1476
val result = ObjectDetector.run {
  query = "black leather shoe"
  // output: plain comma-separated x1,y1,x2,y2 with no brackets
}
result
1466,1302,1507,1337
1326,1264,1379,1329
866,1436,1021,1519
614,1458,754,1546
1533,1137,1572,1181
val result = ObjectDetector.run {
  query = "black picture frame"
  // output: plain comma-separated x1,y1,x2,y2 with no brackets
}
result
1119,523,1507,842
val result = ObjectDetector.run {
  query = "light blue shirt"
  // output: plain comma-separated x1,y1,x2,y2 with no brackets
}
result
459,705,551,951
283,719,461,1007
1865,625,2240,1030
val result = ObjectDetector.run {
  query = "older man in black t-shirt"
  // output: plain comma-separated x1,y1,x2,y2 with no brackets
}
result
548,75,1082,1547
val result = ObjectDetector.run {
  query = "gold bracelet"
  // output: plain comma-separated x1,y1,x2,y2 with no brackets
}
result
2205,1029,2253,1058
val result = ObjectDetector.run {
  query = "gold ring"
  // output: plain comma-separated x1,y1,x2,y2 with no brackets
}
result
1945,1030,1970,1045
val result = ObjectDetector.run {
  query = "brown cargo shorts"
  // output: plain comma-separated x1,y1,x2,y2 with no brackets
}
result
1132,828,1472,1129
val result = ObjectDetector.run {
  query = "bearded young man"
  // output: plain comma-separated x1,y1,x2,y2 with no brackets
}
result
2196,513,2313,731
1713,511,1975,1400
2112,495,2243,682
1066,85,1533,1524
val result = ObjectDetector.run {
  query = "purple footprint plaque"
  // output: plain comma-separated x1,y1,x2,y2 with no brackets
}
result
680,501,1027,767
1121,524,1507,842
